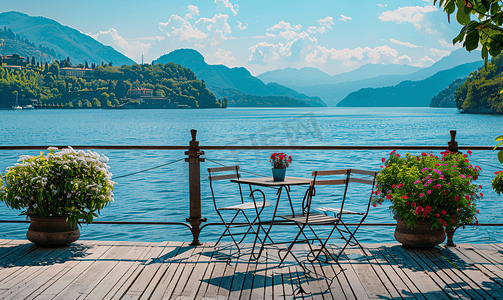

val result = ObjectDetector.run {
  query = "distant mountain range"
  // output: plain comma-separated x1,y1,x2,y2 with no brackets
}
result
0,11,134,66
266,49,482,106
258,64,421,87
336,61,482,107
154,49,326,107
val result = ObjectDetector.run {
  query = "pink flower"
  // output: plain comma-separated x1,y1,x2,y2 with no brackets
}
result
440,219,447,227
433,184,442,189
441,210,447,215
372,203,377,207
402,195,408,200
454,196,460,201
382,158,385,163
467,150,472,155
386,194,393,200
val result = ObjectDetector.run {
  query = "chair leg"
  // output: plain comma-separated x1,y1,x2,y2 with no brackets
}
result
216,210,242,251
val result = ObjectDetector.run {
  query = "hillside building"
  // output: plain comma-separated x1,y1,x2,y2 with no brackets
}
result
60,67,94,78
127,88,154,98
1,54,27,67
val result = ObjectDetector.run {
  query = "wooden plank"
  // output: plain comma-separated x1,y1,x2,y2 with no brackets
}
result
85,242,160,300
447,245,503,299
364,245,413,300
385,246,450,299
205,244,235,299
22,241,101,300
175,242,219,300
324,244,356,300
162,243,208,300
357,244,401,300
0,245,58,286
148,242,197,300
418,247,483,300
194,243,220,300
342,246,392,299
0,246,71,300
428,247,493,300
403,247,468,300
208,165,239,173
216,245,240,299
375,246,427,300
118,244,168,300
332,248,369,300
32,244,115,300
250,247,268,300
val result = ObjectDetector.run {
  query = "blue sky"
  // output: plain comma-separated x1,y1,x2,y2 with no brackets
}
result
2,0,469,75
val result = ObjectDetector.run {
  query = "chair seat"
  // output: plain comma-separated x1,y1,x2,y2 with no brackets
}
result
279,212,340,225
218,201,270,211
316,207,364,215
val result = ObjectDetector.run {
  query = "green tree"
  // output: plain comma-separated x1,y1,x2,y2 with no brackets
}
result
434,0,503,64
49,62,60,79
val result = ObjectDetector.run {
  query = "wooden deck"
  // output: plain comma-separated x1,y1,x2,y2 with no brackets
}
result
1,239,503,299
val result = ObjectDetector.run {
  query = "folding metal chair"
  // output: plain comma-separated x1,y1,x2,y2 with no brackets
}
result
207,166,270,251
277,169,377,267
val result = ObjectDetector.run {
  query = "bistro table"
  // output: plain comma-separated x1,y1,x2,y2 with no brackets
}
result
230,176,312,261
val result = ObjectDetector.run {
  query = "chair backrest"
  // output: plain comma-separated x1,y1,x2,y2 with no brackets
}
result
307,169,377,218
207,166,244,208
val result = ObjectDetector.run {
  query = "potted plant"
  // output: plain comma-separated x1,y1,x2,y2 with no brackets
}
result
0,147,115,246
493,171,503,195
270,152,292,181
372,150,482,248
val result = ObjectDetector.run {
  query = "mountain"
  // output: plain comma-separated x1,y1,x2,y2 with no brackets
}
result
154,49,326,106
336,61,483,107
257,64,421,87
0,11,135,66
287,49,483,106
429,78,466,108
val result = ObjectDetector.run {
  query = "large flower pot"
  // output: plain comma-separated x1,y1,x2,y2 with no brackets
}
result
27,216,80,246
394,215,445,248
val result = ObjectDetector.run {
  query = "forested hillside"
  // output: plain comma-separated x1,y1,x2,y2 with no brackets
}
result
0,60,222,108
455,55,503,113
429,78,466,108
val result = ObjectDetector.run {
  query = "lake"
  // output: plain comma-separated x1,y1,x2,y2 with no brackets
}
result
1,107,502,244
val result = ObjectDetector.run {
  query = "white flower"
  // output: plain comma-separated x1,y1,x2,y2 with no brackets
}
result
33,204,38,209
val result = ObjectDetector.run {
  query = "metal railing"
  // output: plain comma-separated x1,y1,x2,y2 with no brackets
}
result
1,129,502,246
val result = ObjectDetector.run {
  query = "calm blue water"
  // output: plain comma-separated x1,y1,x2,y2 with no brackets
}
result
1,107,502,244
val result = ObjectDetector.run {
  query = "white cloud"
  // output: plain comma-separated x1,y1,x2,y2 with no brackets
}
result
429,48,451,57
413,55,435,67
206,48,237,64
267,21,302,31
379,6,437,29
339,15,352,22
305,44,402,68
136,36,166,41
235,21,248,30
248,42,281,65
395,55,412,64
266,32,276,38
185,5,199,20
215,0,239,16
279,30,299,40
195,13,232,45
389,38,419,48
377,3,387,7
317,16,334,28
87,28,151,62
159,15,208,41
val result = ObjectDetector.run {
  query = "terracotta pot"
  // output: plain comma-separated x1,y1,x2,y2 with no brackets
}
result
272,168,286,181
394,215,445,248
27,216,80,246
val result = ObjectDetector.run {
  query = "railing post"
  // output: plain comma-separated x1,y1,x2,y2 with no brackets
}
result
448,130,458,153
185,129,206,246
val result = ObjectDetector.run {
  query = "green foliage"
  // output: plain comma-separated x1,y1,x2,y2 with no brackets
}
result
0,147,115,227
434,0,503,65
493,170,503,193
373,150,481,230
454,54,503,112
0,60,219,108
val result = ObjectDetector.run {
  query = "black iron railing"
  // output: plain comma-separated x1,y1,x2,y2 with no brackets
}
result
1,129,502,246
